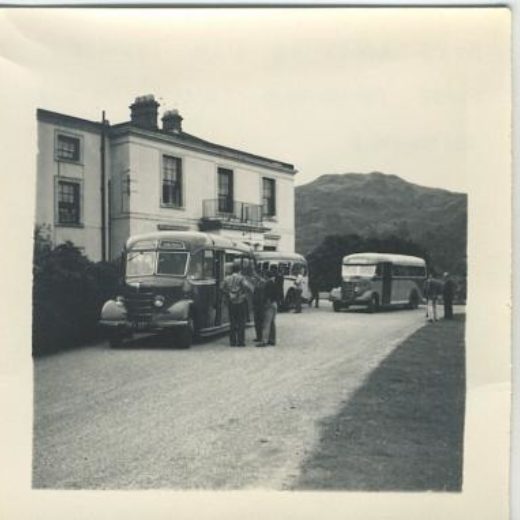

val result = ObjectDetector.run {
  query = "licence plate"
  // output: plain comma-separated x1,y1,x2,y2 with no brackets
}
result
134,321,150,331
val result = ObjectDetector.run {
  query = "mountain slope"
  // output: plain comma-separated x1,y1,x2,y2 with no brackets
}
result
295,172,467,274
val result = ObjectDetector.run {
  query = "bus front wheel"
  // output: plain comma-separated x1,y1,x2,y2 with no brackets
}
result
368,294,380,313
333,301,342,312
175,315,194,349
283,290,295,312
408,290,419,310
108,328,127,349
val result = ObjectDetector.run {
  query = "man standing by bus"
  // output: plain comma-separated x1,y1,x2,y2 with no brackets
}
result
293,266,304,313
442,272,456,319
423,272,442,322
221,262,251,347
257,265,278,347
252,267,267,343
308,273,320,308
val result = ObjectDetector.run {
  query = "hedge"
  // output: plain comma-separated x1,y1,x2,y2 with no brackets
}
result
32,226,120,356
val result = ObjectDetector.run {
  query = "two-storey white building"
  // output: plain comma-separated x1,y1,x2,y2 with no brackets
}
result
36,95,297,261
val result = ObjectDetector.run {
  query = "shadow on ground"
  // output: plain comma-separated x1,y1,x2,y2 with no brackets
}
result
292,314,466,491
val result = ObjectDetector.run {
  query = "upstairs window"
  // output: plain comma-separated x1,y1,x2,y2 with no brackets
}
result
262,177,276,217
56,134,80,162
57,180,81,225
162,155,183,207
218,168,234,213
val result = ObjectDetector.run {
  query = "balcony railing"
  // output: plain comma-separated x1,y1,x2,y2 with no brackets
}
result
202,198,263,228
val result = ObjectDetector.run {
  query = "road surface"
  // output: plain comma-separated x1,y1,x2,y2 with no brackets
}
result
33,302,429,489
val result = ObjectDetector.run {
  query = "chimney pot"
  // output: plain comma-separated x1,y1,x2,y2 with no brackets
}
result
130,94,160,130
162,109,183,134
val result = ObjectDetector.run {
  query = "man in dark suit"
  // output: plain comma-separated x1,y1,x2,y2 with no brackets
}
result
442,272,456,319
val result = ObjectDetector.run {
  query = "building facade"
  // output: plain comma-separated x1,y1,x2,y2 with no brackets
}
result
36,96,297,261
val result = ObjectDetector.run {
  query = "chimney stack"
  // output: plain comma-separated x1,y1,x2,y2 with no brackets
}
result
129,94,160,130
162,109,183,134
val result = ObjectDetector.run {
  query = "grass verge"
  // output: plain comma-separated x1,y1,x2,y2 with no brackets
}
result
293,314,466,491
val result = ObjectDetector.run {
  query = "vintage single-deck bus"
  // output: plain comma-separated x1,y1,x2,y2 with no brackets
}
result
99,231,255,348
253,251,311,310
329,252,426,312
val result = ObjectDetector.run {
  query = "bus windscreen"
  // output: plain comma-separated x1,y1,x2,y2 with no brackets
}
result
342,264,377,278
157,252,189,276
127,251,155,277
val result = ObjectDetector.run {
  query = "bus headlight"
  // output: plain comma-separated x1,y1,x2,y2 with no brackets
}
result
115,296,125,306
154,295,165,308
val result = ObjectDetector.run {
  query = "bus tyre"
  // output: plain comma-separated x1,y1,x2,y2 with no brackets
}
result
368,294,380,313
176,315,194,349
283,290,295,312
408,290,419,310
108,330,124,349
333,301,341,312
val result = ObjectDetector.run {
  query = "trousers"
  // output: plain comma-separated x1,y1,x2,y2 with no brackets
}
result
229,301,246,346
262,301,277,345
294,289,302,313
427,297,438,321
444,298,453,319
253,303,264,340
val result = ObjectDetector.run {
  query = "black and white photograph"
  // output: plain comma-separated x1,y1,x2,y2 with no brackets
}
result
0,5,513,520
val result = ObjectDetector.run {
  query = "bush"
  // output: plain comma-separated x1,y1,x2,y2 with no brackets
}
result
32,226,120,356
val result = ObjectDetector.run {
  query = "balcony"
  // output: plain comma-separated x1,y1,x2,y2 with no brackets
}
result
200,198,267,232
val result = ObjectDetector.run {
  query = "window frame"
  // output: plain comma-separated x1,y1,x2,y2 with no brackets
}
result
161,154,184,209
54,131,82,164
217,167,234,214
54,176,83,227
262,177,276,218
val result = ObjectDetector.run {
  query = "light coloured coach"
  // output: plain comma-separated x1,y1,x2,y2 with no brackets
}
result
253,251,310,310
329,252,426,312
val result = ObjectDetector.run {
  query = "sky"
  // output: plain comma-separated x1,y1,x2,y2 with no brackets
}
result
0,7,511,192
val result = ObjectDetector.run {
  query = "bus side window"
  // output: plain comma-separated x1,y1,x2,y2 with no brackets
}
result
225,251,239,275
240,255,252,274
203,249,214,279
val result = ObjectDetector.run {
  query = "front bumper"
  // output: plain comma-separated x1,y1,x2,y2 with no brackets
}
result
329,288,371,306
99,318,189,331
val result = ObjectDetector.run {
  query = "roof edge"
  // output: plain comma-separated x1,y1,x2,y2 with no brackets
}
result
37,108,103,133
110,122,297,175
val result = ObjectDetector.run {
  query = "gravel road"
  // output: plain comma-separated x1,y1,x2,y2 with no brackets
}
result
33,302,428,489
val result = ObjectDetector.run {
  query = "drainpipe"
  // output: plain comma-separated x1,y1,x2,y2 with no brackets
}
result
100,110,107,262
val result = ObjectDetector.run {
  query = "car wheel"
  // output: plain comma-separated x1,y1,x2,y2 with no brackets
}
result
108,330,124,349
333,301,341,312
175,314,194,349
408,290,419,309
368,294,380,313
283,290,295,312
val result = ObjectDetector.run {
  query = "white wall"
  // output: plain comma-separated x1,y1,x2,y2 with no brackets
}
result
117,133,296,253
36,120,104,261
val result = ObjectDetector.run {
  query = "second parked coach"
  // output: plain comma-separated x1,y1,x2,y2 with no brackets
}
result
329,252,427,312
253,251,311,310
